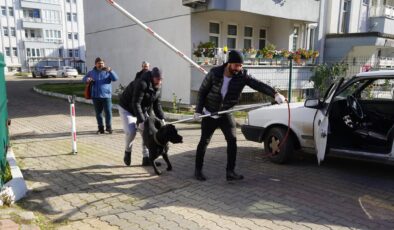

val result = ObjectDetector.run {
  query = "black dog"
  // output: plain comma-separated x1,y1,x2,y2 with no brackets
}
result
142,117,183,175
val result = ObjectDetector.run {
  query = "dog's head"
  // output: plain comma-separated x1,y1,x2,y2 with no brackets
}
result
161,124,183,144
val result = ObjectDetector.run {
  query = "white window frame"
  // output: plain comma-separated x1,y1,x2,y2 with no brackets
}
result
258,28,267,50
227,23,238,50
244,26,253,49
209,21,220,48
292,25,300,51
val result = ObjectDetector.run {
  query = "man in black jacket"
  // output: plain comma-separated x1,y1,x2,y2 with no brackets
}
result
118,67,165,166
134,61,150,81
194,50,286,181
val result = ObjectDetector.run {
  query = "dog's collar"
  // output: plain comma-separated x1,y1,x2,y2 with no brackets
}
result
154,132,166,147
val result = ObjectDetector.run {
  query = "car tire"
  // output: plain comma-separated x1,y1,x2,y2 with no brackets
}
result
264,127,294,164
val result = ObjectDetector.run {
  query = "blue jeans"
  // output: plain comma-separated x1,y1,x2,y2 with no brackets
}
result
92,98,112,128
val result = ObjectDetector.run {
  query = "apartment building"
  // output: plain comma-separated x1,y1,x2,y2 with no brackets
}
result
0,0,85,73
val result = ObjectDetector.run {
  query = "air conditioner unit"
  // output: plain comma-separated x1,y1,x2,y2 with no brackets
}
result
182,0,207,8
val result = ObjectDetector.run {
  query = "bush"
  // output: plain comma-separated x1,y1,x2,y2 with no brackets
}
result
310,63,348,98
14,72,30,77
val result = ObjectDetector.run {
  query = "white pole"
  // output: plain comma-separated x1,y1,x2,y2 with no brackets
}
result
105,0,208,75
69,95,77,154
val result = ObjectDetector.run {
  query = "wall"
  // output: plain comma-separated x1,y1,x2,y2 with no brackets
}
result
84,0,193,103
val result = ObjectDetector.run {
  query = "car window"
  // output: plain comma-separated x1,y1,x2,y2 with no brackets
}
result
337,79,368,99
360,79,394,101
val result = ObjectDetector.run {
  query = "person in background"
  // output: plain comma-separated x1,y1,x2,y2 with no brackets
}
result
83,57,119,134
134,61,150,81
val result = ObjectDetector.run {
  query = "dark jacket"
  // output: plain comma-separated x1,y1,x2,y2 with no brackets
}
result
135,69,148,81
122,71,164,124
196,63,277,114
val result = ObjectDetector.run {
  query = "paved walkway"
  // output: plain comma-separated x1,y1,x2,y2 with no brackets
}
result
5,75,394,229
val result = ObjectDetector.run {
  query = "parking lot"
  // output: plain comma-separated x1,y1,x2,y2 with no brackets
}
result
7,75,394,229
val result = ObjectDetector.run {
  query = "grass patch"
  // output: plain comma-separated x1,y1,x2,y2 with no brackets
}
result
14,72,30,77
4,161,12,184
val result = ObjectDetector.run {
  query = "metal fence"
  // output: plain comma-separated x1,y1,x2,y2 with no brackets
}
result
0,53,9,187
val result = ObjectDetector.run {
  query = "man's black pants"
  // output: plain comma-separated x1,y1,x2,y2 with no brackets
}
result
195,114,237,171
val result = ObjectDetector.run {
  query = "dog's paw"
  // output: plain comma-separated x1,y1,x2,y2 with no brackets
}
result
155,170,162,175
166,166,172,171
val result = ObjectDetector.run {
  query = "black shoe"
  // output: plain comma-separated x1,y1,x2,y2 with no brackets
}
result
194,169,207,181
97,126,104,134
123,151,131,166
105,126,113,134
142,157,161,166
226,170,244,181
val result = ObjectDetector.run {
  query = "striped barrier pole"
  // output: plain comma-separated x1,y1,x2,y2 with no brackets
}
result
68,95,77,154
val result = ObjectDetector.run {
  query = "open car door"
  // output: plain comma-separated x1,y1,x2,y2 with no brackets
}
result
314,78,345,165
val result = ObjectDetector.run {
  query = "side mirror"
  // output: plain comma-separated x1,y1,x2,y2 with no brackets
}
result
304,99,321,109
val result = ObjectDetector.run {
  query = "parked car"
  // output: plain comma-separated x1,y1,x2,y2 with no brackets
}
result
57,66,78,78
242,70,394,165
32,66,57,78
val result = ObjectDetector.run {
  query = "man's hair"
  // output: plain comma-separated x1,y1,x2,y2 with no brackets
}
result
95,57,104,64
142,61,150,66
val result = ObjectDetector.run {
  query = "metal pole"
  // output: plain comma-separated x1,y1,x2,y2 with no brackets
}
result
288,58,293,103
105,0,208,75
68,95,77,154
168,102,272,125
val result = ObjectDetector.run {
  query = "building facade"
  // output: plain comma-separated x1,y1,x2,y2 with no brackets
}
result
0,0,85,73
85,0,320,104
318,0,394,73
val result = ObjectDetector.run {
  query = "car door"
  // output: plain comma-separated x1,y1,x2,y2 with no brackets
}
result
314,78,345,164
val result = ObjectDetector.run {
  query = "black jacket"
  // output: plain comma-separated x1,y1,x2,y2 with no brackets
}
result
123,71,164,124
135,69,148,81
196,63,277,114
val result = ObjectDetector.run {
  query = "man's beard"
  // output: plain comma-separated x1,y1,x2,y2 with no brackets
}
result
153,83,161,89
229,66,240,75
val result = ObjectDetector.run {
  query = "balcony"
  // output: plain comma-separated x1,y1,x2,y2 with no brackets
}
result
24,38,62,49
378,57,394,68
190,0,319,22
22,18,62,30
20,0,61,10
370,5,394,18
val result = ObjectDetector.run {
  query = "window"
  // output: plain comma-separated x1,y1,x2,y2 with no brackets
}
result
72,13,77,22
259,29,266,49
32,48,36,56
68,32,72,39
362,0,369,5
59,48,63,57
308,28,316,50
68,49,73,57
66,0,70,2
74,33,78,40
1,7,6,16
341,0,351,33
8,7,13,17
360,79,394,100
74,49,79,58
12,47,17,56
227,24,237,49
209,22,220,48
292,27,299,51
30,30,35,38
33,9,40,18
26,48,31,57
5,47,10,56
36,49,40,57
67,13,71,21
10,27,15,37
244,26,253,49
3,27,8,36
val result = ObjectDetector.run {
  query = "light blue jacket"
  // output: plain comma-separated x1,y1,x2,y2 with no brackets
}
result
83,68,119,98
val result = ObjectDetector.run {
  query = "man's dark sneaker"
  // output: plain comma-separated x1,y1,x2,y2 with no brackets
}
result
97,126,104,134
226,170,244,181
194,169,207,181
123,151,131,166
142,157,161,166
105,126,113,134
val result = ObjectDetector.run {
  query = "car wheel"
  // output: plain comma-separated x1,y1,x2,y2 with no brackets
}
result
264,127,294,164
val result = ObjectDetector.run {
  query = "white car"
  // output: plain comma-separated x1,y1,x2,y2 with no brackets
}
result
242,70,394,165
57,66,78,78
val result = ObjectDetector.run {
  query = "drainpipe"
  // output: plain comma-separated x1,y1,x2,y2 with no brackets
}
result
317,0,328,63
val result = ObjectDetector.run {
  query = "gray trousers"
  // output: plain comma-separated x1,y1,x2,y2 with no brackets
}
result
118,106,149,157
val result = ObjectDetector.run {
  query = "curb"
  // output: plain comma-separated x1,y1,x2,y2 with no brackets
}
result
5,148,28,202
32,86,245,126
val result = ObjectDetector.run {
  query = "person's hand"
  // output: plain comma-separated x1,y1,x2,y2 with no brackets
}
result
161,119,166,125
194,113,202,120
87,77,94,83
274,93,286,104
106,67,112,72
138,123,144,131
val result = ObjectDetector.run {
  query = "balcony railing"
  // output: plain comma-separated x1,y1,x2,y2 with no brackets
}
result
24,37,62,44
370,5,394,18
378,57,394,68
22,17,43,23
